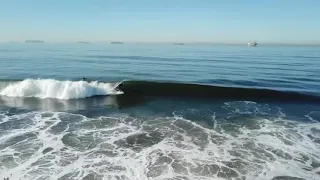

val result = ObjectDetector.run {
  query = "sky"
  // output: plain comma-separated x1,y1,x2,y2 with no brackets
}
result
1,0,320,44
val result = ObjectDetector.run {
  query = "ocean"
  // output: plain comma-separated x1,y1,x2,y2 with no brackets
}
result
0,43,320,180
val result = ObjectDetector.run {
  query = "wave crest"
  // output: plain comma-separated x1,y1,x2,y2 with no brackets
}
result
0,79,121,99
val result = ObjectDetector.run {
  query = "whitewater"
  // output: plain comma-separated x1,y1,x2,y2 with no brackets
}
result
0,79,122,100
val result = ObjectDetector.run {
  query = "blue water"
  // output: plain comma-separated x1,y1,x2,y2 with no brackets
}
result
0,43,320,180
1,43,320,93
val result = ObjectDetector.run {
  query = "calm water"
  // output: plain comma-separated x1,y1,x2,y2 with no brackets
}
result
0,43,320,180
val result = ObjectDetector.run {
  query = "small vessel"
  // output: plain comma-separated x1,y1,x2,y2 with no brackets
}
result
248,41,257,47
25,40,45,43
77,41,90,44
110,42,124,44
173,43,184,45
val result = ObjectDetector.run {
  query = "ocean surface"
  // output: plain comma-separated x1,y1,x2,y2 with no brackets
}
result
0,43,320,180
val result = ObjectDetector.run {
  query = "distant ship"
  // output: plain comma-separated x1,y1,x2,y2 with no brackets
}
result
110,42,124,44
248,41,257,47
173,43,185,46
77,41,90,44
25,40,45,43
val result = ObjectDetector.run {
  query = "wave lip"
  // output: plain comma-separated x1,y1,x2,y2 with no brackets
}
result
0,79,122,100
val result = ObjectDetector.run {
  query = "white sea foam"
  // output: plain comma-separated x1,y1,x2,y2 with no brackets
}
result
0,79,122,99
0,108,319,180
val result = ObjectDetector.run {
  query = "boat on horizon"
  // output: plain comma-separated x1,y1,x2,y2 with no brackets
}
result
173,43,185,45
25,40,45,43
77,41,90,44
110,42,124,44
248,41,258,47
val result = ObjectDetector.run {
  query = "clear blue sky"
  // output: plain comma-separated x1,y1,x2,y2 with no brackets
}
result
1,0,320,44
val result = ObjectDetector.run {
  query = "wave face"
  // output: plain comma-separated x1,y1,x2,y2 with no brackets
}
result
117,81,320,102
0,79,121,99
1,79,319,102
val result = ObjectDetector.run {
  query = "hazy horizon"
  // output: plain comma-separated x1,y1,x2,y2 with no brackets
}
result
1,0,320,44
3,41,320,46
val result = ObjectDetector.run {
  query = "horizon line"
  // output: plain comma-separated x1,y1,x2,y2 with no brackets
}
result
2,41,320,46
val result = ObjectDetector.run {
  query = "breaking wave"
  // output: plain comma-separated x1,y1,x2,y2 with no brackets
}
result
0,79,122,100
1,79,319,102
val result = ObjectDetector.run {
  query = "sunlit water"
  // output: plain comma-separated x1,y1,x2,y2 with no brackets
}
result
0,43,320,180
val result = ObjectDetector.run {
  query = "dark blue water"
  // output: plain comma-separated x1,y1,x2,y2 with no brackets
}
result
0,43,320,180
